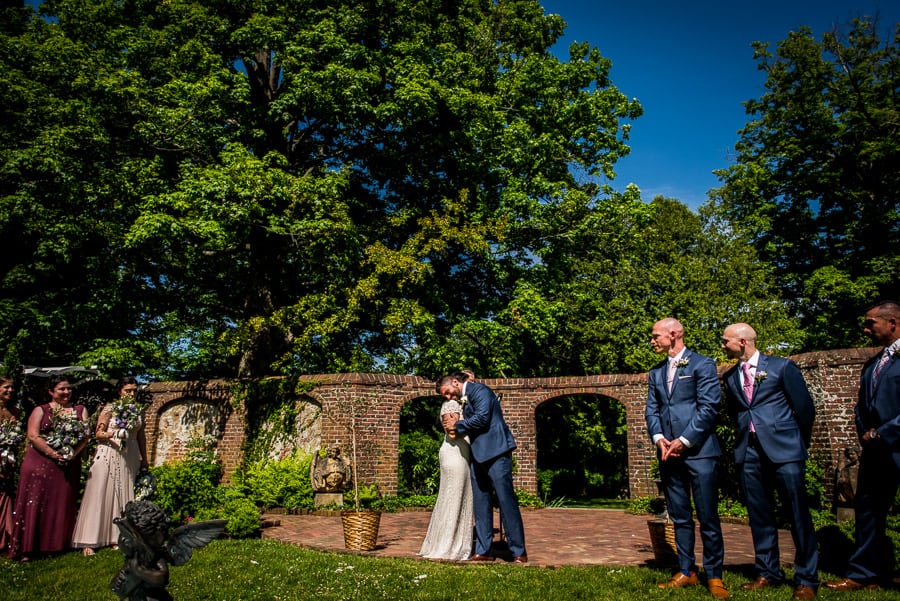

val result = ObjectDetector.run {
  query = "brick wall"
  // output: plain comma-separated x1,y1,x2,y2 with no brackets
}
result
142,348,878,498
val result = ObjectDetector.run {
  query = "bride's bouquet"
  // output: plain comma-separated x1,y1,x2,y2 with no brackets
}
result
109,395,142,441
0,419,25,465
45,407,91,460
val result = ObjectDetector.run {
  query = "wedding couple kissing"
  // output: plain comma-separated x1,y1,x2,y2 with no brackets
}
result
417,371,528,563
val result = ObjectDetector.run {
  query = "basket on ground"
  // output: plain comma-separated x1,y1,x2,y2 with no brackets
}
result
647,518,677,566
341,510,381,551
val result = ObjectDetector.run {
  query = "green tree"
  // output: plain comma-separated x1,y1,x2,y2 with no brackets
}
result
0,0,642,378
709,18,900,349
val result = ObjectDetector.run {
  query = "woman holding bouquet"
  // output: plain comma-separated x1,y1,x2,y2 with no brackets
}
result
9,375,89,560
72,376,149,555
0,376,22,554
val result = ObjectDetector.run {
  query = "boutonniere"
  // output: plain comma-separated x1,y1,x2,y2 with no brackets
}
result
675,358,689,374
892,348,900,361
754,371,768,383
459,396,468,407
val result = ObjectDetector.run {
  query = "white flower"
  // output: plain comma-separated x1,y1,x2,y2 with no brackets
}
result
755,371,768,383
459,396,468,407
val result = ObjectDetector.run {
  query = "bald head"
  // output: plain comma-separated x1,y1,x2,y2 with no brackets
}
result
722,322,757,361
650,317,686,356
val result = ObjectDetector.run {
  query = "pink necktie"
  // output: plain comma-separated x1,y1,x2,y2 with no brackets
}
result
667,360,677,393
742,362,754,402
742,362,756,433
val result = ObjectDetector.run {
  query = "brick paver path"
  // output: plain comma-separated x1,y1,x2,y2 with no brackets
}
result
262,508,796,570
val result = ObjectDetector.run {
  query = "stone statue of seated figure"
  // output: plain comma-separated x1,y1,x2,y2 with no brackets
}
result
311,445,351,493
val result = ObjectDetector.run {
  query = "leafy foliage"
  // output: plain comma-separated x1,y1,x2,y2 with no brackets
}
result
231,452,315,511
709,18,900,348
150,449,222,523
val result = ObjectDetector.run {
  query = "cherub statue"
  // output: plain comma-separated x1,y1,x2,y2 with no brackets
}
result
311,444,352,493
111,500,226,601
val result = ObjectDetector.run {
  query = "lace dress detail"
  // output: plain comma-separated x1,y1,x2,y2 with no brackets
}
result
418,401,473,560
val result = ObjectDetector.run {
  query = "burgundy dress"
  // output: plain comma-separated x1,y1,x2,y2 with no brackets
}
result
0,438,15,554
9,403,86,557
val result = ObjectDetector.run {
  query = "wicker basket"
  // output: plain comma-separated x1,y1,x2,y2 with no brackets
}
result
341,510,382,551
647,518,677,566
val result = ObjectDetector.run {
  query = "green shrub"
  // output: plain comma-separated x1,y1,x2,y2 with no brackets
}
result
196,488,262,539
627,495,665,515
718,498,749,519
515,488,544,508
397,430,441,495
232,451,314,510
150,451,222,522
344,483,380,509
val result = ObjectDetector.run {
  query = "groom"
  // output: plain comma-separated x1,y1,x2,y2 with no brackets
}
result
437,371,527,563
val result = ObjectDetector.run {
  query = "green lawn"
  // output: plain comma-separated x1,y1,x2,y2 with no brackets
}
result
3,539,900,600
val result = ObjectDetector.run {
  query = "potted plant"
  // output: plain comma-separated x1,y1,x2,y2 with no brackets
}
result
333,398,381,551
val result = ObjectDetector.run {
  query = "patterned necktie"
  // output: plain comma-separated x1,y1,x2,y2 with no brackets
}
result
873,349,891,385
741,362,754,402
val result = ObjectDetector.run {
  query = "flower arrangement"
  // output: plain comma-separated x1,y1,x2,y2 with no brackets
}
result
134,469,157,501
45,407,90,460
754,371,768,383
0,419,25,465
109,395,142,439
459,395,469,408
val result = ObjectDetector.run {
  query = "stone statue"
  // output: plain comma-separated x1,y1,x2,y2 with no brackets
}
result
836,447,860,505
111,500,226,601
311,445,352,493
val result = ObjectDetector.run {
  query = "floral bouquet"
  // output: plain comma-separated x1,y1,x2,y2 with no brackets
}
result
134,469,157,501
0,419,25,465
45,408,91,460
109,395,142,441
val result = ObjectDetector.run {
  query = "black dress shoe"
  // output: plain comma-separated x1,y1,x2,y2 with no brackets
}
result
468,553,494,561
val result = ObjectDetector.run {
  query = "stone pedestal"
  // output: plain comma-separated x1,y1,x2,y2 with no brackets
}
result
836,507,855,522
314,492,344,507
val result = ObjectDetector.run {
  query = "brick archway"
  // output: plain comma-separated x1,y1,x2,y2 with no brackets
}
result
141,347,878,500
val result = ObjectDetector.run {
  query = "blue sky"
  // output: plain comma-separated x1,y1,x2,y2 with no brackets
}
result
540,0,899,208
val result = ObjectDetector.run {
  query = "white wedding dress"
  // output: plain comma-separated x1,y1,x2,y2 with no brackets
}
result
418,400,473,560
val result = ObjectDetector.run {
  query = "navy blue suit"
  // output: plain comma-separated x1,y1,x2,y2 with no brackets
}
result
845,345,900,584
645,349,725,578
454,381,526,557
723,354,818,588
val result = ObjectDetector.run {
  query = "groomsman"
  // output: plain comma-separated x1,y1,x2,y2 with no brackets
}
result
646,318,728,599
721,323,818,600
826,300,900,591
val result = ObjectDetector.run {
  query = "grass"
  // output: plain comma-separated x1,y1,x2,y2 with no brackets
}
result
4,540,900,601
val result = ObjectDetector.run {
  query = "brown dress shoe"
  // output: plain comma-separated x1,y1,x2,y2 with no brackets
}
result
792,585,816,600
707,577,730,599
824,578,878,591
658,572,699,589
741,576,776,591
468,553,494,562
513,555,528,564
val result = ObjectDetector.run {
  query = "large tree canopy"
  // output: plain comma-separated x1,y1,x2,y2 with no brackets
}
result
1,0,795,379
709,18,900,349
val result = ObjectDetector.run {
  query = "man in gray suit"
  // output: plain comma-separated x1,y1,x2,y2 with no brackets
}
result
721,323,818,600
646,318,728,599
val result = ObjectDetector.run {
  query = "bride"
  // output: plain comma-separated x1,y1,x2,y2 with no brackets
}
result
418,379,474,560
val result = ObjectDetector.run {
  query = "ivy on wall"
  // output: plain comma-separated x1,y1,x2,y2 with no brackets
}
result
231,378,320,464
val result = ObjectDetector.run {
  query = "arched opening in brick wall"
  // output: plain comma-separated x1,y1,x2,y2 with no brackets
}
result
396,394,446,496
535,393,628,502
151,396,230,466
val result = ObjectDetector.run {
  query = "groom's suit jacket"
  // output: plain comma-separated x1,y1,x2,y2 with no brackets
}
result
454,381,517,464
856,345,900,469
723,354,815,464
645,348,721,460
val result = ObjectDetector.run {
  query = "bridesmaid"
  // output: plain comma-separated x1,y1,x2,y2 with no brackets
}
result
72,376,149,555
8,375,89,560
0,376,21,554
